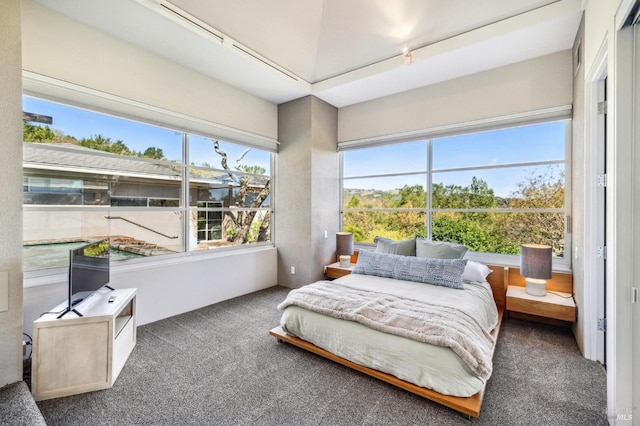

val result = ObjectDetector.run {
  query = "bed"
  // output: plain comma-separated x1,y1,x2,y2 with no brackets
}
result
270,248,506,418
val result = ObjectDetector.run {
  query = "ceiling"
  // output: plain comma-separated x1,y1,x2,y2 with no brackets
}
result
33,0,583,107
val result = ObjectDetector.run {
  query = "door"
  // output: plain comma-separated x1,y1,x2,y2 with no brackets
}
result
595,76,607,366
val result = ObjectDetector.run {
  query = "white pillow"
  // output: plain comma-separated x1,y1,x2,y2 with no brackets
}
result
462,261,492,283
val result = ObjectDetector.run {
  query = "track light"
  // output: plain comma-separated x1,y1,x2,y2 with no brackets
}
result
402,46,413,65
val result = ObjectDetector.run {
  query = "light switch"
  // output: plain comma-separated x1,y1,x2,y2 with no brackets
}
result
0,271,8,312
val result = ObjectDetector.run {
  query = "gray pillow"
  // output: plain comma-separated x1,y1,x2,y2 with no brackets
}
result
416,238,468,259
353,250,467,289
374,236,416,256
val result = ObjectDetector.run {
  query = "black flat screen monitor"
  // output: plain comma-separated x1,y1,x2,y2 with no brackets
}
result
58,240,111,318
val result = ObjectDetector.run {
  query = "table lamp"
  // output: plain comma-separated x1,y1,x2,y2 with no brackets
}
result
520,243,552,296
336,232,354,267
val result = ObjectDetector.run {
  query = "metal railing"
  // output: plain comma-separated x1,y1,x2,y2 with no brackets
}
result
105,216,179,239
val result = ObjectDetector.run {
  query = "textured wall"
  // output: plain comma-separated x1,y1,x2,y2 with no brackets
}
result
277,96,339,288
0,0,25,386
309,97,340,276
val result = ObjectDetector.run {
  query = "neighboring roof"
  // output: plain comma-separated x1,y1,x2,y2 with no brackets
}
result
23,142,182,180
23,142,269,187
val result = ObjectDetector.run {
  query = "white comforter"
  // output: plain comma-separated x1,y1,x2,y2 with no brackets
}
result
279,273,499,396
278,280,495,379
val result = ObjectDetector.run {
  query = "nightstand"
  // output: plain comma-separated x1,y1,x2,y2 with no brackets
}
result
506,285,576,322
325,262,354,279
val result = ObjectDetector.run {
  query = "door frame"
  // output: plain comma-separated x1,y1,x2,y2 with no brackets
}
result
583,38,608,363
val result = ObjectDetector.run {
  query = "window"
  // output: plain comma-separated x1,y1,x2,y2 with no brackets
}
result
342,121,570,262
188,135,271,250
22,96,273,272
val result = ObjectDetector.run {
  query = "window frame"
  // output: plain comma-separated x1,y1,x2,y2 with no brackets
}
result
22,89,275,277
341,119,572,271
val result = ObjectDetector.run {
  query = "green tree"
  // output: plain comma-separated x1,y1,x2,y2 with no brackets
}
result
142,147,163,159
346,196,360,208
23,122,56,142
237,165,266,175
396,184,426,208
79,134,113,151
110,141,132,156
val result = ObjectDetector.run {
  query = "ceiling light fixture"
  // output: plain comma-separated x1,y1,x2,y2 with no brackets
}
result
402,46,413,65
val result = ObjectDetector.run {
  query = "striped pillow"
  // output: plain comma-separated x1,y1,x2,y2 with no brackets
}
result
353,250,467,289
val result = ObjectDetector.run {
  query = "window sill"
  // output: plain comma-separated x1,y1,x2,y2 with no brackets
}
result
23,243,275,288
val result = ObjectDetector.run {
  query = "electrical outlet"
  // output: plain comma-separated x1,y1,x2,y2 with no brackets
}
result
324,230,327,239
290,266,296,275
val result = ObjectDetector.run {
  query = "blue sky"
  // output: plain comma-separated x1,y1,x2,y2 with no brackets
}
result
23,97,271,173
24,96,564,197
343,121,566,197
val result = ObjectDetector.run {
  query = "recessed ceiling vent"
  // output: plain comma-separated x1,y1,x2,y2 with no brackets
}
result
156,0,223,43
138,0,302,83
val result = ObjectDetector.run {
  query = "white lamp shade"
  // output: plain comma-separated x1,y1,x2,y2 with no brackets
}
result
520,244,552,279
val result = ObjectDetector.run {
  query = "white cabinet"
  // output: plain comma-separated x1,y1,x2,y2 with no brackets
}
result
32,288,137,401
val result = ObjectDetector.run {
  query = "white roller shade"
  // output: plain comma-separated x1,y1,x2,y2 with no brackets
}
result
338,105,572,151
23,72,279,152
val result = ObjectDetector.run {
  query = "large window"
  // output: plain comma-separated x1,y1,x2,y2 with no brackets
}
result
22,96,273,271
342,121,569,262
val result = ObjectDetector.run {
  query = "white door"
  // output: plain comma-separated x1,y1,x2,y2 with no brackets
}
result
596,77,607,366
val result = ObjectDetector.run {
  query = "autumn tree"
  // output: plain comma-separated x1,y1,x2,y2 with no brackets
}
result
503,166,565,256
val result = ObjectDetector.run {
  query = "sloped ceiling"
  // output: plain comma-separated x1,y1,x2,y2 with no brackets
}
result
32,0,583,107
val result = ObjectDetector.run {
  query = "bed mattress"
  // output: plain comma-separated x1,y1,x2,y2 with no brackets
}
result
279,273,498,397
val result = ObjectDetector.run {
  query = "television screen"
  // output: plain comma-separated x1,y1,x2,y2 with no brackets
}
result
68,239,110,311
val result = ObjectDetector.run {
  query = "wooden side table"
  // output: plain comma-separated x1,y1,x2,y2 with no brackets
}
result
506,285,576,322
32,288,137,401
325,262,354,279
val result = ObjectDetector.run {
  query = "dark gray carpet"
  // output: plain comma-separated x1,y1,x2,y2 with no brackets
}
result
37,286,607,425
0,381,47,426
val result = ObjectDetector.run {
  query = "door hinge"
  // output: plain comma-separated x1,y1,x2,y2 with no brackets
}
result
566,215,572,233
597,317,606,332
633,287,638,304
597,100,608,114
596,245,607,259
596,174,607,187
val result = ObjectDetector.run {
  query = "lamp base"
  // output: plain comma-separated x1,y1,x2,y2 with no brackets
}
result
525,278,547,296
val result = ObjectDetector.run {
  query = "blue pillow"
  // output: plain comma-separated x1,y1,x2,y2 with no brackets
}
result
353,250,467,289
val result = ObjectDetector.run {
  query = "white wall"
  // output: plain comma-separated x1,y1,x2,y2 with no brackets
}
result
21,0,277,143
23,247,277,335
20,0,280,337
338,50,573,143
582,0,634,423
0,0,25,387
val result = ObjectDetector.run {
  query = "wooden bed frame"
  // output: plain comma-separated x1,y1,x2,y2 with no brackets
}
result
269,263,507,418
